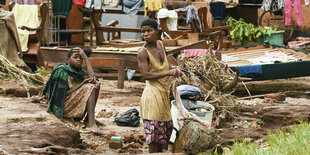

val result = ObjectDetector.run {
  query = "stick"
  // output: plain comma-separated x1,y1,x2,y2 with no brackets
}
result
239,94,265,100
163,32,172,40
241,81,252,99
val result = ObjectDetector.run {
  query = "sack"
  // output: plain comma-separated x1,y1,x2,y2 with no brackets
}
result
114,108,140,127
177,85,201,100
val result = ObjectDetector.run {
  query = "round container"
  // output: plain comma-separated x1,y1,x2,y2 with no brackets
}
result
171,99,215,128
170,99,215,143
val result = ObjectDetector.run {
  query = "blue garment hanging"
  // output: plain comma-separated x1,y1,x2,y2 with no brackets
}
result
210,2,226,20
175,5,202,32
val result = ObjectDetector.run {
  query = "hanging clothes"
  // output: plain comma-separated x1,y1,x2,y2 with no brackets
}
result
85,0,102,9
12,3,39,52
122,0,143,15
210,2,226,20
175,5,202,32
73,0,86,7
144,0,162,16
10,0,36,5
103,0,119,7
285,0,303,26
261,0,284,12
157,8,178,31
52,0,73,16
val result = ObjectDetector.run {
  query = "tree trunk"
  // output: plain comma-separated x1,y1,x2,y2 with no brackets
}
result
172,121,216,155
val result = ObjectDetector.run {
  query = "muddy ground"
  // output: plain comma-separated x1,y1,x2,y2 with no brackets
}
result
0,78,310,154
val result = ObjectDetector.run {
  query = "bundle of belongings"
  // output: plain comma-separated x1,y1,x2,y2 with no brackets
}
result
177,85,202,101
288,37,310,52
114,108,140,127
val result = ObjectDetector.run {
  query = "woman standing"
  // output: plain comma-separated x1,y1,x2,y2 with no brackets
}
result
138,19,181,153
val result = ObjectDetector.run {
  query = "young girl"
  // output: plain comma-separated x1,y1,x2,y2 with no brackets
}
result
138,19,181,153
43,47,104,134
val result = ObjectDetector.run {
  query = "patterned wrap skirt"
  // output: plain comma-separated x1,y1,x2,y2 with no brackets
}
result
63,83,95,119
143,119,173,150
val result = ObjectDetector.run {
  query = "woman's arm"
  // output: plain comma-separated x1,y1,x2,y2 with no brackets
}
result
74,47,95,77
66,82,84,96
138,48,179,80
66,77,93,96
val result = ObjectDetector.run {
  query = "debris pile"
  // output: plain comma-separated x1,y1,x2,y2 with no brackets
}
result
0,53,44,85
177,47,241,127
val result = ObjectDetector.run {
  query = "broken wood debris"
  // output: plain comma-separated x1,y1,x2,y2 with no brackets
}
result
0,53,44,86
177,46,242,127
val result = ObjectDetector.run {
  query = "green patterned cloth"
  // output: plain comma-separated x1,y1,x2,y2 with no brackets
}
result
43,63,87,118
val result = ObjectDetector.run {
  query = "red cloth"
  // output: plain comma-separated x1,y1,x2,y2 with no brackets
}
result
183,49,207,57
73,0,86,7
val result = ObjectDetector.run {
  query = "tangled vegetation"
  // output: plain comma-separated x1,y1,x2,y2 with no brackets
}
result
0,53,45,86
177,46,241,127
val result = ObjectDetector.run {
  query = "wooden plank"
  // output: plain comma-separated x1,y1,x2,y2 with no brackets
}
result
118,60,125,89
88,58,120,68
167,55,178,66
93,9,148,16
95,72,142,78
166,40,206,55
219,45,267,54
97,26,141,32
224,49,272,56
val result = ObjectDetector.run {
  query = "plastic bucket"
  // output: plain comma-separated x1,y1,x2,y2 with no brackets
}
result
170,99,215,142
258,30,285,46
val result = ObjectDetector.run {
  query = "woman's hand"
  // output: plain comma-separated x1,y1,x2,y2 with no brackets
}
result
168,68,182,77
73,47,87,58
82,76,96,84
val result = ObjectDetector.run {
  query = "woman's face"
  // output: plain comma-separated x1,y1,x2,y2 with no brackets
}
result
68,52,83,69
141,25,158,42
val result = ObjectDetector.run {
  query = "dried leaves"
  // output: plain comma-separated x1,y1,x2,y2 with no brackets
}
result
177,47,240,127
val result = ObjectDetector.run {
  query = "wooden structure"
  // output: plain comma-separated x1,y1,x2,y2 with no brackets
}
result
88,8,156,46
219,44,310,80
159,7,232,50
9,2,47,69
40,40,207,88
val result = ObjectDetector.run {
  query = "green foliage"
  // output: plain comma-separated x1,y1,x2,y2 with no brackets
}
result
225,121,310,155
35,66,50,77
226,18,277,45
5,75,14,81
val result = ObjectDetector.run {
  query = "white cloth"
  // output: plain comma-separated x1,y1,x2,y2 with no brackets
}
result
221,54,240,62
12,4,39,52
85,0,102,9
246,51,295,65
103,0,119,7
157,8,178,31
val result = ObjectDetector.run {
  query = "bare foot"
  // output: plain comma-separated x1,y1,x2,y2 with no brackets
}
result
84,119,105,127
86,125,104,135
95,119,105,126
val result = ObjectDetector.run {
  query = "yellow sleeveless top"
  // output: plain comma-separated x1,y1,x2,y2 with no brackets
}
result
140,41,172,121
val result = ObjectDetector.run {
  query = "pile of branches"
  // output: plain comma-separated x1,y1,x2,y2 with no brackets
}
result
177,47,242,127
0,53,44,86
